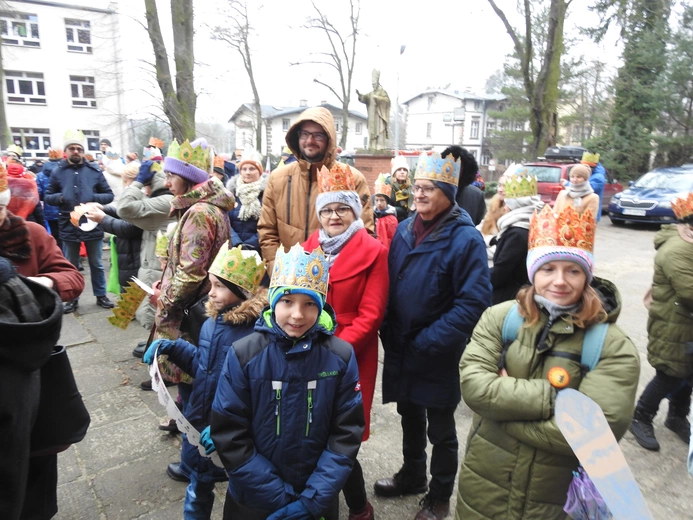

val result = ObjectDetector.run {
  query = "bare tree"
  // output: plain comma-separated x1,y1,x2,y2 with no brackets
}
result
0,2,14,149
487,0,571,158
212,0,262,151
144,0,196,141
293,0,360,149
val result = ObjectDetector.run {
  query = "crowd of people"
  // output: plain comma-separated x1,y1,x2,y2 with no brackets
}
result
0,107,691,520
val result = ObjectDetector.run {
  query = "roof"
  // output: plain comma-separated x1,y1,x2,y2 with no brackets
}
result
402,89,506,105
228,103,366,123
16,0,116,14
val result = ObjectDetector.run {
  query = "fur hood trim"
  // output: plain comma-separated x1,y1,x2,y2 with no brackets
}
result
205,287,268,324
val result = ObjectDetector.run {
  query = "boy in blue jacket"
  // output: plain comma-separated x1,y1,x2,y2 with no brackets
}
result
209,243,365,520
143,244,267,519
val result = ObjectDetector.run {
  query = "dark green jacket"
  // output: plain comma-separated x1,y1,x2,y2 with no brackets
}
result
647,224,693,378
456,278,640,519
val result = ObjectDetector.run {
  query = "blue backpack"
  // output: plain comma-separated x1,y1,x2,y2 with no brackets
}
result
501,303,609,373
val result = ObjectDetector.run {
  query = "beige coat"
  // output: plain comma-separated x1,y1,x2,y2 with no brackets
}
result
258,107,374,270
554,190,600,216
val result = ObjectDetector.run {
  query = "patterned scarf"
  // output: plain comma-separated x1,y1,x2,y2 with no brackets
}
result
236,177,263,221
0,212,31,260
318,219,364,267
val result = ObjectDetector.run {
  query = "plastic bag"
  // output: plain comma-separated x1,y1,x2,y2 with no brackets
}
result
564,467,613,520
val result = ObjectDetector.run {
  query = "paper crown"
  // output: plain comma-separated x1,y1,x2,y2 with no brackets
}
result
505,170,538,198
155,230,168,258
63,129,85,147
148,137,164,150
581,152,600,165
270,243,329,296
414,152,460,186
529,205,595,253
47,148,63,160
672,192,693,221
107,281,148,329
166,138,211,172
7,144,22,157
374,173,392,198
318,163,356,193
209,244,266,294
213,155,225,169
0,161,7,196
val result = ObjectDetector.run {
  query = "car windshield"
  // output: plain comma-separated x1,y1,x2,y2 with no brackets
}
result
633,170,693,191
518,165,561,183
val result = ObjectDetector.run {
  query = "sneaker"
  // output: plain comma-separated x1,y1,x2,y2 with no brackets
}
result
629,410,660,451
96,295,115,309
63,299,79,314
664,415,691,443
415,494,450,520
348,501,374,520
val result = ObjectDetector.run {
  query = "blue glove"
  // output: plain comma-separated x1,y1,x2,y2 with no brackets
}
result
142,339,175,365
267,500,312,520
199,426,216,455
135,160,156,185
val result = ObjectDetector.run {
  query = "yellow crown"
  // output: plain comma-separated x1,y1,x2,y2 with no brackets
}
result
155,230,169,258
209,244,266,295
505,171,538,198
529,204,595,252
318,163,356,193
270,243,329,296
672,192,693,221
0,162,7,193
374,173,392,198
581,152,600,165
167,139,211,172
107,281,148,329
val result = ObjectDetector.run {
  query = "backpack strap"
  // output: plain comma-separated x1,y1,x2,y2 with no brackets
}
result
580,323,609,373
501,303,523,346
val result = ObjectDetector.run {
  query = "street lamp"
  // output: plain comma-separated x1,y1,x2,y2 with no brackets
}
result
394,44,406,155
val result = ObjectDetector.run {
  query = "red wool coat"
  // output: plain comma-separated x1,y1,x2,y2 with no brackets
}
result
304,227,388,441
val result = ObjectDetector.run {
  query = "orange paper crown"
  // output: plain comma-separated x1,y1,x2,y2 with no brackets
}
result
374,173,392,198
48,148,63,160
318,163,356,193
671,193,693,221
148,137,164,149
0,162,7,193
529,205,596,253
213,155,225,169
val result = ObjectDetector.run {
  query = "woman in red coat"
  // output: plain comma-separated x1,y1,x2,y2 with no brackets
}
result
303,164,388,520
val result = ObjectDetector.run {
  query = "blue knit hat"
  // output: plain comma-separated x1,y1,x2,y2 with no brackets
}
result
268,286,325,314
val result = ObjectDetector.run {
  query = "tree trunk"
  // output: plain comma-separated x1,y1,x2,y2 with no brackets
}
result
0,41,9,149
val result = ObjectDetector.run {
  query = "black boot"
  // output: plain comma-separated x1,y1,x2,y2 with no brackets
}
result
664,412,691,443
374,465,428,497
629,409,660,451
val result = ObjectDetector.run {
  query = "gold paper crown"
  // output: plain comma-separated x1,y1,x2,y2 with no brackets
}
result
414,152,461,186
0,162,7,193
581,152,600,165
374,173,392,198
529,205,595,252
209,244,266,294
166,139,211,172
505,171,538,198
7,144,22,157
148,136,164,149
318,163,356,193
270,243,329,296
671,192,693,221
107,281,148,329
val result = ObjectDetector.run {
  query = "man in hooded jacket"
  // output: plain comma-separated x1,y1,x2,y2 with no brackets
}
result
258,107,374,271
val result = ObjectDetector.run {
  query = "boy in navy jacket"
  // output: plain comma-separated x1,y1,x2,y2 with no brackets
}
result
210,244,364,520
144,244,267,519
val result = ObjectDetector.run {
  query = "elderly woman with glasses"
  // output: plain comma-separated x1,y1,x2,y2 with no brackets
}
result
302,163,388,520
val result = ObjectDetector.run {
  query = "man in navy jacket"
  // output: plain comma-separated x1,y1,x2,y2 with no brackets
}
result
45,132,114,312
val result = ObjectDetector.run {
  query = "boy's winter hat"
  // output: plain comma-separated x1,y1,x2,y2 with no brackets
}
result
315,163,362,219
269,243,329,312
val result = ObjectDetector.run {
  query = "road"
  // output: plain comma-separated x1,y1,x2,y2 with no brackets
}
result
54,219,689,519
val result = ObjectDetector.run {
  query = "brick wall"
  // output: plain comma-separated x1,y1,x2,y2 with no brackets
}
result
354,154,394,194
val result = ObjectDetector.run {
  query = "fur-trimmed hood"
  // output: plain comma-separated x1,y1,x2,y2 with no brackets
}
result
205,287,268,324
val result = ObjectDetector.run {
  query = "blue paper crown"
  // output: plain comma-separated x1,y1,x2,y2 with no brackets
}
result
270,244,329,296
414,152,461,186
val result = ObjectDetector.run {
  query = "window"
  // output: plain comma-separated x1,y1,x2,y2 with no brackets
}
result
282,118,289,131
480,154,490,166
427,96,434,110
474,101,481,111
0,12,39,47
11,127,51,158
426,122,432,138
355,122,362,135
5,71,46,104
81,129,100,151
470,149,477,158
515,121,524,131
335,118,341,133
65,19,91,53
70,75,96,108
486,120,495,137
470,119,480,139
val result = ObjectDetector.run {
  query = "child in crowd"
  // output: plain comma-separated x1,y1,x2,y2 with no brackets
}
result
209,244,365,520
143,244,267,519
373,174,398,250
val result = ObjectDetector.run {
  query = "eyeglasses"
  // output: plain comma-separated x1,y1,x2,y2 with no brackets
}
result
66,146,84,153
299,130,328,143
412,184,439,195
318,206,353,219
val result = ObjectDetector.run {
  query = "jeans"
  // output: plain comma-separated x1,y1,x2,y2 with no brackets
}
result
342,459,367,512
183,474,216,520
637,369,692,417
63,239,106,297
397,401,458,501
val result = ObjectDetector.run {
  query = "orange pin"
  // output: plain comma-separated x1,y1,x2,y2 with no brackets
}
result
548,366,570,389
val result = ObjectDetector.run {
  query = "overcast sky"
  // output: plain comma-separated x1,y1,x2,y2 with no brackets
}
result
87,0,624,124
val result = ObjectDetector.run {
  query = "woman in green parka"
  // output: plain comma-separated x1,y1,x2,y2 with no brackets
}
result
455,204,640,520
629,195,693,452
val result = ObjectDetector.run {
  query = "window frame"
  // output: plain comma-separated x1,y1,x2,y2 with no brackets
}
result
70,75,96,108
10,127,51,158
0,12,40,47
81,129,101,152
470,118,480,139
355,122,362,135
5,71,46,105
426,122,432,138
282,118,289,131
65,18,92,53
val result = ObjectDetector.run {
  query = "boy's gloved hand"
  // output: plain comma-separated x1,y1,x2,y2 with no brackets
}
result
267,500,311,520
199,426,216,455
142,339,175,365
135,160,156,185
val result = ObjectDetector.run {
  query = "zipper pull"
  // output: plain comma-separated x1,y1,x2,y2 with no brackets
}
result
306,380,316,436
273,381,282,436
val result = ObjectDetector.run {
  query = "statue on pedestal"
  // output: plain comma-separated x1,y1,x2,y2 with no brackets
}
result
357,69,391,151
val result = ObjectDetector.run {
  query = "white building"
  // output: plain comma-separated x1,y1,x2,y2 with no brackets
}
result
229,102,368,157
403,89,506,166
2,1,126,160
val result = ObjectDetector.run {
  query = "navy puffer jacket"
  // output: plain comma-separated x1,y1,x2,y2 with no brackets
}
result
36,160,60,221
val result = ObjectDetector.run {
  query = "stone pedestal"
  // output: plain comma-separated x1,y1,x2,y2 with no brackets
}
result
353,153,394,194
